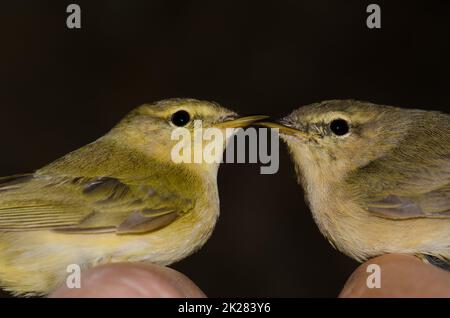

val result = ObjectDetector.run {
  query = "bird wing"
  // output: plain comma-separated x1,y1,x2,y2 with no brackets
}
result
364,155,450,219
0,174,194,233
367,187,450,219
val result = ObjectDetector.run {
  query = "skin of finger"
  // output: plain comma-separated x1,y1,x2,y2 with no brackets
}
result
49,262,206,298
339,254,450,298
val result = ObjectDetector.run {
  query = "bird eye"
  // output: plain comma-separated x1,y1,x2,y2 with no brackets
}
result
170,110,191,127
329,119,349,136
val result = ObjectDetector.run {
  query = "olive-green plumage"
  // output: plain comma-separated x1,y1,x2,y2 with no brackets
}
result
0,98,263,296
263,100,450,266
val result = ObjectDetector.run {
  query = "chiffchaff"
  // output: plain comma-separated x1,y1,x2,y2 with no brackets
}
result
0,98,265,296
261,100,450,268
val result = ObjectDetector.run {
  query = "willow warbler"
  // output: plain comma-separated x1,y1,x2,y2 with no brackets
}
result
0,98,265,296
261,100,450,267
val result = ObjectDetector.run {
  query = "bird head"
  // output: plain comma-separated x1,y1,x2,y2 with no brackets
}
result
259,100,415,182
108,98,266,175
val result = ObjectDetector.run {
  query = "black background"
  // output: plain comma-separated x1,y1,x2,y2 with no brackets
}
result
0,0,449,297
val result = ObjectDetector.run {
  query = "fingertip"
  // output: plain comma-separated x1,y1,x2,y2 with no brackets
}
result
339,254,450,297
49,262,206,298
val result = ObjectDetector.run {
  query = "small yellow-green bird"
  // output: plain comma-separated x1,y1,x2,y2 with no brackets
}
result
261,100,450,268
0,98,265,296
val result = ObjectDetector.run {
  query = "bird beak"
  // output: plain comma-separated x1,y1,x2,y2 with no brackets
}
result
215,115,269,128
256,119,306,137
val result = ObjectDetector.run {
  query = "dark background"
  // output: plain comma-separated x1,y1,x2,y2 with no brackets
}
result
0,0,449,297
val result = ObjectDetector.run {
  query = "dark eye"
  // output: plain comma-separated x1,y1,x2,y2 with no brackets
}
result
330,119,349,136
171,110,191,127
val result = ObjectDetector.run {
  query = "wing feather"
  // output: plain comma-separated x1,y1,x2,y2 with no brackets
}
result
348,112,450,220
0,174,193,233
